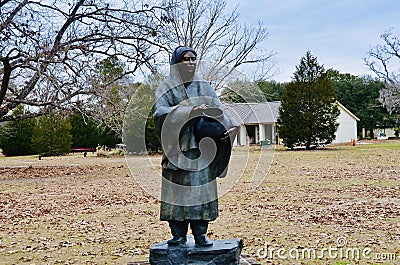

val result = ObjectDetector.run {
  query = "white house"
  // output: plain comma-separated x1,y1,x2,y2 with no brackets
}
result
224,101,359,146
333,102,360,143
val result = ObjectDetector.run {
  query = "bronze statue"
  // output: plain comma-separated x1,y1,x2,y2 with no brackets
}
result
153,46,238,247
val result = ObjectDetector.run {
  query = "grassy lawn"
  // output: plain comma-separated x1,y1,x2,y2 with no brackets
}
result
0,141,399,264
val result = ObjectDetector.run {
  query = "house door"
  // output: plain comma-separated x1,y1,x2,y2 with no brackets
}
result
245,125,257,144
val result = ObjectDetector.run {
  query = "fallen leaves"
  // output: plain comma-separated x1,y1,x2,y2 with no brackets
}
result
0,143,399,263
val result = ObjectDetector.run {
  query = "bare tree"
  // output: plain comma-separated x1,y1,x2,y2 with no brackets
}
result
0,0,167,122
365,29,400,113
88,0,278,136
156,0,276,89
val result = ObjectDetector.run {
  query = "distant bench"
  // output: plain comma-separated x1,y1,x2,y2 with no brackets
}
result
72,148,95,153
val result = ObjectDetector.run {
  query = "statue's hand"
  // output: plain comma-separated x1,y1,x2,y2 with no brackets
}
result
192,104,209,112
191,104,209,117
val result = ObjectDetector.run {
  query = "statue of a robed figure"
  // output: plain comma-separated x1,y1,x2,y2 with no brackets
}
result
153,46,238,248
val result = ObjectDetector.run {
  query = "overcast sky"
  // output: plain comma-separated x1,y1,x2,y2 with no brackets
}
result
228,0,400,82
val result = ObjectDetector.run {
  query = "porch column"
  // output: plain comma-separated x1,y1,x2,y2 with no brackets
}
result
258,124,265,142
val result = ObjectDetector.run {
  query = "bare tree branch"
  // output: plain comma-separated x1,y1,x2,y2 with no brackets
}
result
365,29,400,113
156,0,276,89
0,0,167,121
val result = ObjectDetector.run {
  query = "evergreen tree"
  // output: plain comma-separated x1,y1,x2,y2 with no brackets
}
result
31,112,72,156
99,126,121,149
327,70,390,138
0,106,36,156
69,111,122,150
123,83,160,153
144,106,160,153
256,80,285,102
278,51,340,149
89,55,133,137
69,111,102,149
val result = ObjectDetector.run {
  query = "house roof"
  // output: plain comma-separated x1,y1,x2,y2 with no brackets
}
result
224,102,280,124
223,101,359,125
336,101,360,121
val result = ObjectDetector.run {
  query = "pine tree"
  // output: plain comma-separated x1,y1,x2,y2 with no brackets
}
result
0,106,36,156
122,83,160,153
256,80,285,102
69,111,102,149
31,112,72,156
278,51,340,149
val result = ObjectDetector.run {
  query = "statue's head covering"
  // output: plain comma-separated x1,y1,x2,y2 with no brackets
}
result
170,46,197,65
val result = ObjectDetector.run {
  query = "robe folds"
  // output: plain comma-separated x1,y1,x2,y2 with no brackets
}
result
153,73,238,221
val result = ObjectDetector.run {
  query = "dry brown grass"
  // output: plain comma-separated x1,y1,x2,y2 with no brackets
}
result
0,141,399,264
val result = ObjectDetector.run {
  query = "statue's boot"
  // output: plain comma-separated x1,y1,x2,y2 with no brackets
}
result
167,220,188,245
191,220,213,247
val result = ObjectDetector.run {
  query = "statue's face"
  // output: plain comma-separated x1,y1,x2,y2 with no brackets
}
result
178,51,197,76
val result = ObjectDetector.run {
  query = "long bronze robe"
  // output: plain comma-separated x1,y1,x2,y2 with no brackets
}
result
154,73,238,221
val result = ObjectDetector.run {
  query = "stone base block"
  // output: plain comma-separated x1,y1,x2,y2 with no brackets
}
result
149,235,243,265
